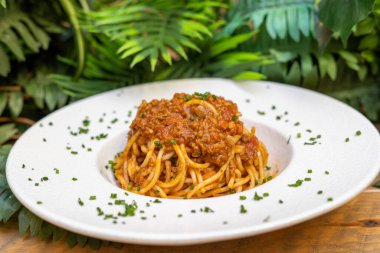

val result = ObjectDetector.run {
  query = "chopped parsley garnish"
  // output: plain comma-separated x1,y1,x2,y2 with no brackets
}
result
240,205,247,214
177,214,183,218
317,190,323,195
22,164,25,169
141,217,147,220
245,99,250,103
279,199,284,204
266,166,271,170
110,193,117,199
78,127,89,134
271,105,276,110
111,118,118,124
49,122,53,126
288,179,303,187
141,113,145,118
153,199,161,203
95,133,108,140
307,169,312,173
263,192,269,197
82,119,90,127
239,196,247,200
257,110,265,115
41,176,48,181
325,171,330,175
304,177,311,181
78,198,84,206
304,141,317,145
170,139,177,145
327,197,333,202
43,138,47,142
294,122,300,126
200,207,214,213
128,110,132,117
127,184,133,190
193,91,211,101
297,133,302,138
355,130,362,136
189,185,195,190
154,141,163,149
263,216,270,222
89,196,96,200
72,177,78,181
70,151,78,155
268,176,273,181
191,210,196,213
253,192,263,201
36,201,43,205
276,115,282,120
228,188,235,194
136,186,141,191
34,183,39,186
189,115,195,121
185,95,191,102
232,115,237,121
306,129,312,133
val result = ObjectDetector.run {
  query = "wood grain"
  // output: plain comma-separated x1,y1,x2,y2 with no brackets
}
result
0,126,378,252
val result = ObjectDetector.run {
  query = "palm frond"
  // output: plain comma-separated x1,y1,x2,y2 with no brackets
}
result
154,33,271,80
83,1,212,71
0,4,50,76
224,0,315,42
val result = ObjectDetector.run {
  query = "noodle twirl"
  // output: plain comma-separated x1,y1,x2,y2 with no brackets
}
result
113,92,274,198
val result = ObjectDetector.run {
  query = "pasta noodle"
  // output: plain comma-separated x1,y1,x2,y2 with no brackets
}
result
113,92,275,198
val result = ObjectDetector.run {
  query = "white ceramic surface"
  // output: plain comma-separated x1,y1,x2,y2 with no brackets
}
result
6,79,380,245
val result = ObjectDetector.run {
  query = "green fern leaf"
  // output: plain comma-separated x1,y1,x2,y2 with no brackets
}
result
0,124,18,145
0,6,50,76
8,91,23,118
84,1,211,70
0,189,21,222
0,45,10,76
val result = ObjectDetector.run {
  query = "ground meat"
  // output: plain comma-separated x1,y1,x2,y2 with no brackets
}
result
129,92,258,166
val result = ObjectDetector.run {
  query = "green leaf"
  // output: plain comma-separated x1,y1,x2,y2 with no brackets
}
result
210,32,254,57
1,0,6,8
0,190,21,222
286,61,301,84
0,46,10,76
0,92,7,115
0,29,25,61
358,34,379,50
8,91,23,118
287,7,300,42
319,0,375,46
325,53,337,80
0,124,18,145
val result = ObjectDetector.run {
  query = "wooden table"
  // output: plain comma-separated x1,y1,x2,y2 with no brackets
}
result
1,126,379,253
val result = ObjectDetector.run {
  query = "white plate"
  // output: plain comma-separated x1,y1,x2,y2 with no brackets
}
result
6,79,380,245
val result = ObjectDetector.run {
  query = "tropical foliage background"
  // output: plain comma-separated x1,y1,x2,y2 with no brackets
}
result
0,0,379,249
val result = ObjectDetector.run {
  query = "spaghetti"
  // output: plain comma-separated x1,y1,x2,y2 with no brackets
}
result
113,92,274,198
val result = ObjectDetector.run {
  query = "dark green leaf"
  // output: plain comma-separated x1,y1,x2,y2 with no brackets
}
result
0,92,7,115
0,190,21,222
0,46,10,76
8,91,23,118
0,124,18,145
319,0,375,46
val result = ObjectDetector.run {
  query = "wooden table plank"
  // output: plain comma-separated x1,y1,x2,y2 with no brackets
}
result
1,190,379,253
